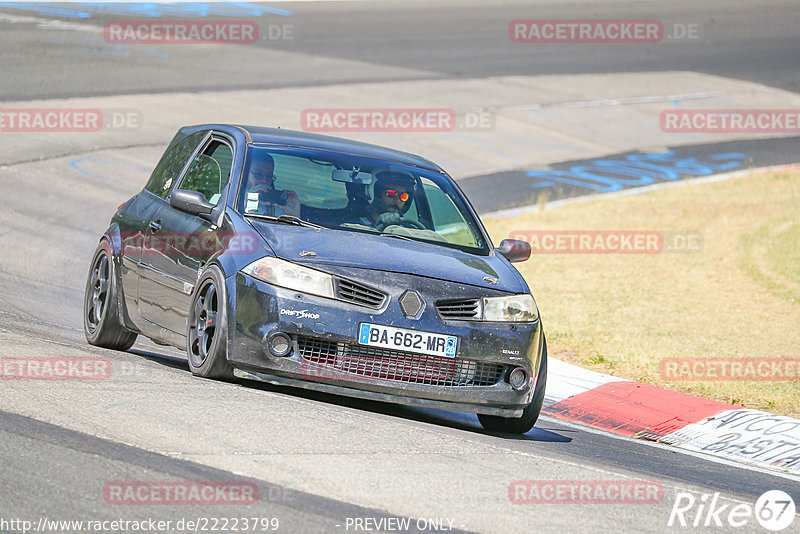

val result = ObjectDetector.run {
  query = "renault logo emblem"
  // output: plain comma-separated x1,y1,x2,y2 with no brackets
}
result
398,290,424,318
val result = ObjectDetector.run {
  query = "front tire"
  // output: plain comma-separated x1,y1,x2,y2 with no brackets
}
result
83,240,137,351
187,265,233,379
478,334,548,434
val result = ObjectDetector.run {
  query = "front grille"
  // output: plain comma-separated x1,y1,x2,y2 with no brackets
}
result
297,335,503,387
436,298,481,320
335,279,386,308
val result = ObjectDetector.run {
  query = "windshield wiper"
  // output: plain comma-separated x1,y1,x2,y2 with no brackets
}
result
244,213,324,229
379,232,416,242
277,215,325,229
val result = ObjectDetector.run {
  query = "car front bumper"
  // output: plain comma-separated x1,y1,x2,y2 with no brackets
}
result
227,270,544,418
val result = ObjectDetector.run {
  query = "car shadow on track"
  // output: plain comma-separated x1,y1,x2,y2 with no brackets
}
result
128,348,189,371
237,375,571,443
129,347,571,443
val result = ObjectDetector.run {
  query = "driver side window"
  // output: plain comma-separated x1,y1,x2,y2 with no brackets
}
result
144,131,206,199
179,139,233,206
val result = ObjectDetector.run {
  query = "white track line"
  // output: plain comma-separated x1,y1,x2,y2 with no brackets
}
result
540,414,800,483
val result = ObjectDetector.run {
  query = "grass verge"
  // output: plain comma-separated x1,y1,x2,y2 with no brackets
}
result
483,168,800,417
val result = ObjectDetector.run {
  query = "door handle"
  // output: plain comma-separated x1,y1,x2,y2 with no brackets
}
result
148,220,162,233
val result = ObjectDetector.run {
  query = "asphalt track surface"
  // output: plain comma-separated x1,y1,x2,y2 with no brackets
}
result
1,0,800,99
1,1,799,533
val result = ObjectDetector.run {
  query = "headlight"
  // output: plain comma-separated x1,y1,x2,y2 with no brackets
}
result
242,257,334,298
482,294,538,322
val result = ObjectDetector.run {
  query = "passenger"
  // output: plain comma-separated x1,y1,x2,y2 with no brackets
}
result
244,153,301,217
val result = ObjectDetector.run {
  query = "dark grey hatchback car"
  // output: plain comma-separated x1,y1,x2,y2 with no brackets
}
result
84,124,547,433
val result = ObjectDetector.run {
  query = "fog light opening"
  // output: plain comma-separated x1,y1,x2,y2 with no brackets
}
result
268,333,292,357
509,367,529,390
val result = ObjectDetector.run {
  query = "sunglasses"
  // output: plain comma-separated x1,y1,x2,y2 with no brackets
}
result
383,189,411,202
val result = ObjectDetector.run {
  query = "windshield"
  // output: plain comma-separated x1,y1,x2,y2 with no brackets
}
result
237,145,489,254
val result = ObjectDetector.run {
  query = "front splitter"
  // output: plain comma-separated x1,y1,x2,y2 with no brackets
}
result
233,368,524,418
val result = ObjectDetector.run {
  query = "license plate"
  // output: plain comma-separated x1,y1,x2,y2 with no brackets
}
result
358,323,458,358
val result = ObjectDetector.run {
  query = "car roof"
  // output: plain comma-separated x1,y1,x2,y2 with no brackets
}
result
227,124,444,172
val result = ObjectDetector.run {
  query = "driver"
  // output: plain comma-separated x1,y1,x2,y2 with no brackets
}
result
350,170,416,230
243,153,301,217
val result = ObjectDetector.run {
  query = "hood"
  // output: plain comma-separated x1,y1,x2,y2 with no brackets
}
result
249,221,527,293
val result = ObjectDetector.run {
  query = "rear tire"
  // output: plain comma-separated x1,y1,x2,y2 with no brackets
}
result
187,265,233,379
478,334,548,434
83,240,137,351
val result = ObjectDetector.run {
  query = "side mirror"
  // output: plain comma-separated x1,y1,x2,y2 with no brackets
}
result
170,189,215,218
497,239,531,263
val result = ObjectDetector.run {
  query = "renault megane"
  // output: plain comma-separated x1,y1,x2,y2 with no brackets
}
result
84,124,547,433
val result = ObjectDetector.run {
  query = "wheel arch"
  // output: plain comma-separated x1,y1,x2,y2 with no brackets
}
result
99,225,139,333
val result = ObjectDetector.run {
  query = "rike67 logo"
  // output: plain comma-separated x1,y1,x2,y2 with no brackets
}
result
668,490,795,531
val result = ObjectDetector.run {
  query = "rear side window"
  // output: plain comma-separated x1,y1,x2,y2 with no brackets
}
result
144,131,206,198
